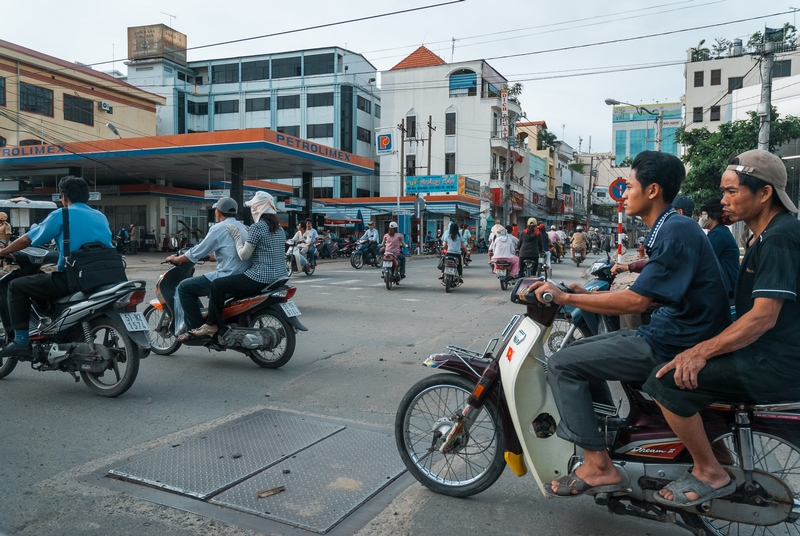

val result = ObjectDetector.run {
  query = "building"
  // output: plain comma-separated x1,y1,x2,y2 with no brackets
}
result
609,102,681,166
575,152,621,230
123,25,381,201
377,46,524,236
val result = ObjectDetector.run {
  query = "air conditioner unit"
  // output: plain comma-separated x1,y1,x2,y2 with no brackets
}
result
99,101,111,111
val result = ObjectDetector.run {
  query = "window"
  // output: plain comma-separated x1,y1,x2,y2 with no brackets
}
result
313,187,334,198
214,100,239,114
19,139,43,146
211,63,239,84
340,176,352,197
710,69,721,85
406,155,416,177
0,77,5,106
356,126,371,144
728,76,744,94
774,60,792,78
178,72,186,82
188,101,208,115
406,115,417,138
64,95,93,126
694,71,704,87
20,82,53,116
710,106,721,121
449,69,477,97
307,123,334,138
445,153,456,174
307,92,334,107
241,60,269,81
272,57,302,78
277,95,300,109
374,104,381,118
693,107,703,123
357,96,371,113
245,97,270,112
0,136,5,147
340,85,353,152
614,130,627,166
445,112,456,135
277,125,300,137
304,53,335,76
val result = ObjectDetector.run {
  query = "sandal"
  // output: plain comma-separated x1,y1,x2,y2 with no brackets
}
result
178,325,218,341
544,470,623,498
653,471,735,507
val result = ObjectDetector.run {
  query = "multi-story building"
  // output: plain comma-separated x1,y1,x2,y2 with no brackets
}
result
378,46,524,235
124,25,381,200
609,102,681,165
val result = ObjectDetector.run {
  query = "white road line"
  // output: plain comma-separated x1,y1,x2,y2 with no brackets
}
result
346,288,364,290
330,279,361,285
290,278,331,284
401,299,421,302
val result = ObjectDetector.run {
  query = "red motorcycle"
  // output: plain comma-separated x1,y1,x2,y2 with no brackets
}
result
381,252,402,290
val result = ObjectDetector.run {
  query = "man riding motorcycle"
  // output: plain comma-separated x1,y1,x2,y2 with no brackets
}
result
570,226,588,261
357,221,380,264
380,221,407,278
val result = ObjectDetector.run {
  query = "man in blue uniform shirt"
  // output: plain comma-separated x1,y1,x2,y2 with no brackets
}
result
527,151,731,497
0,176,113,357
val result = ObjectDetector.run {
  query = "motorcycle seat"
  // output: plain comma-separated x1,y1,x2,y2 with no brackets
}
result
54,280,144,304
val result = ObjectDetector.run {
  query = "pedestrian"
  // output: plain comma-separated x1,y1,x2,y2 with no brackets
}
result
129,223,139,255
0,212,11,247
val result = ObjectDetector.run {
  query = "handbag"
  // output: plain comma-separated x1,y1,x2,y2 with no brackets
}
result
62,208,127,293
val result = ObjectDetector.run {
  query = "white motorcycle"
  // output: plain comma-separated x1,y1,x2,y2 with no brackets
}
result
285,239,314,277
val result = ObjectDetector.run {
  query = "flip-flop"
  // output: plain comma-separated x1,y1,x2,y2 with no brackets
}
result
544,470,623,498
178,326,217,341
653,471,736,507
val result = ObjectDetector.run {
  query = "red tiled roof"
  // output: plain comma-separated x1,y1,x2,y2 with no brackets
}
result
390,46,446,71
518,121,548,128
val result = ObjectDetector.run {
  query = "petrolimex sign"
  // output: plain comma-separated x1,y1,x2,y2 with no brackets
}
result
406,175,458,194
376,132,393,155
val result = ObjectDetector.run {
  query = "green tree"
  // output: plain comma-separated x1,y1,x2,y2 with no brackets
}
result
711,37,731,58
691,39,710,61
617,156,634,167
537,128,558,150
675,108,800,202
747,23,797,48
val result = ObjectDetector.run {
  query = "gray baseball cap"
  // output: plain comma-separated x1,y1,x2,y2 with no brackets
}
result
727,149,797,213
212,197,238,215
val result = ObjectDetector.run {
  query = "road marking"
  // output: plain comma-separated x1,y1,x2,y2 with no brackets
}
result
330,279,361,285
290,278,331,284
346,288,364,290
401,299,421,302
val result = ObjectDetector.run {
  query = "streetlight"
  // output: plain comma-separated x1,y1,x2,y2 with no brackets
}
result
106,122,121,138
604,98,662,152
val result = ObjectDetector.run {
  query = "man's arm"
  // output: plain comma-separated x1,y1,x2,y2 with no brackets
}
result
0,234,32,257
656,297,782,389
530,280,653,315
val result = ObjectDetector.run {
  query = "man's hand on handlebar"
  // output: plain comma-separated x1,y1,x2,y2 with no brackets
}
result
611,263,629,275
526,280,568,304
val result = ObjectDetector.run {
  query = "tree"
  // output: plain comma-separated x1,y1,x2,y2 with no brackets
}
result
675,108,800,203
711,37,731,59
617,156,634,167
691,39,710,61
747,23,797,48
537,128,558,150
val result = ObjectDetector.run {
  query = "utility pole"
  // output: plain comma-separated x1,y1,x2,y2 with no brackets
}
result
501,89,510,225
586,155,594,231
398,119,406,211
427,116,436,174
758,40,775,151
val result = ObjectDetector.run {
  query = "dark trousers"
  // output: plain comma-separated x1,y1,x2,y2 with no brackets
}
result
8,271,71,333
130,239,138,255
206,274,266,328
176,275,212,331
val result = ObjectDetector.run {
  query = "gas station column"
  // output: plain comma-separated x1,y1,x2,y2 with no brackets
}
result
231,157,244,218
302,172,312,222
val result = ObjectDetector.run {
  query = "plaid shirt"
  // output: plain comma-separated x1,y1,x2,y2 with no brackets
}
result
244,221,288,284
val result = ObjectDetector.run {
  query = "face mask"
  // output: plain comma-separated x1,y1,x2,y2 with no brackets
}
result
698,214,711,229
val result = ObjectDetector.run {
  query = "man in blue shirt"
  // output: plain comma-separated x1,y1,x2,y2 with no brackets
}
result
0,176,113,357
699,197,740,297
527,152,731,497
165,197,250,337
358,221,380,264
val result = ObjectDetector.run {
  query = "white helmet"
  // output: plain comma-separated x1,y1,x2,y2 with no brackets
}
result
550,225,556,230
577,226,584,231
389,221,398,229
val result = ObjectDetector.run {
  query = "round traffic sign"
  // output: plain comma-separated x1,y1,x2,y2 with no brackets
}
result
608,178,627,202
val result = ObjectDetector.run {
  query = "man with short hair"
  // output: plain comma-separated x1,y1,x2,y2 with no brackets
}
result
646,150,800,507
671,194,695,216
358,221,380,264
0,176,114,357
167,197,250,337
528,151,730,497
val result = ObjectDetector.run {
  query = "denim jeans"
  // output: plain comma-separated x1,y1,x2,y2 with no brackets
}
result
176,275,212,332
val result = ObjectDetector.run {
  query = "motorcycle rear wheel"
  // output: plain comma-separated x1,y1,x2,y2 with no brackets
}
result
144,305,181,355
0,325,16,379
445,275,452,293
385,270,393,290
304,263,315,276
247,310,296,369
80,316,140,397
351,253,364,269
500,279,508,291
395,374,506,498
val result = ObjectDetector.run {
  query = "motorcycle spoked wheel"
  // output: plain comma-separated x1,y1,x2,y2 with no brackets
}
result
0,325,16,379
285,259,294,277
246,310,296,369
304,262,315,276
385,269,393,290
543,314,591,358
681,429,800,535
144,305,181,355
351,253,364,269
395,374,506,498
80,316,140,397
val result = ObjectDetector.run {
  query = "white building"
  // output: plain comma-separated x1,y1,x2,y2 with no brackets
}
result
609,102,681,165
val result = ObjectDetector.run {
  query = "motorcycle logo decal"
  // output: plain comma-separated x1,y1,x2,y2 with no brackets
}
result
506,347,514,361
513,329,526,345
617,440,685,459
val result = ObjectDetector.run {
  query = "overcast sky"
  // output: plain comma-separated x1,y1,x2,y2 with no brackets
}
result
2,0,795,152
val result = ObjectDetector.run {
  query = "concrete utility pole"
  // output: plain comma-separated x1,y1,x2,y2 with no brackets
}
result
398,119,406,211
426,116,435,175
502,89,510,226
758,41,775,151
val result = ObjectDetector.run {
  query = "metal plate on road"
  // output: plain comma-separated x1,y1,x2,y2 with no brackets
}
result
280,301,301,317
119,312,149,332
211,427,405,533
108,413,343,499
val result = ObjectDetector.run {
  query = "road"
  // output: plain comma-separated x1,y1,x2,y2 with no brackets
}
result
0,252,686,536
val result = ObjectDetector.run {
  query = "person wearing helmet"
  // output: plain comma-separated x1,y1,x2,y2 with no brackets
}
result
518,218,544,275
548,225,562,262
571,225,588,261
0,212,10,247
380,221,407,278
538,223,552,268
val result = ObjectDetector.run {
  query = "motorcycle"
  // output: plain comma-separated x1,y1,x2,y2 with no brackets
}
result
143,256,307,369
441,253,462,293
395,278,800,535
462,248,473,267
0,247,150,397
350,239,381,270
286,239,315,277
381,252,403,290
316,237,339,259
492,259,516,291
573,246,586,267
337,238,354,258
423,239,442,256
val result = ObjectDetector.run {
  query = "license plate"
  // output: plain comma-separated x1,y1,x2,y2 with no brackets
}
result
120,312,148,332
383,261,393,267
444,267,457,275
497,269,507,277
280,301,301,317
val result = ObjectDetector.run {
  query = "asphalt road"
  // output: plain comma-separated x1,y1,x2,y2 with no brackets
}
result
0,252,686,536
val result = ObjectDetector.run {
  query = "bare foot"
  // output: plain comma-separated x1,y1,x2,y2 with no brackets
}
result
550,462,621,495
658,468,730,502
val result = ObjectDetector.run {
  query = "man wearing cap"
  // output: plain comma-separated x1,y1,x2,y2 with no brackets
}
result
671,195,695,216
646,149,800,507
166,197,250,336
358,221,380,264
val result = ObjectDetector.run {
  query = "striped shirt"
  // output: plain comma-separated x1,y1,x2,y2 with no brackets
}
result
244,221,288,284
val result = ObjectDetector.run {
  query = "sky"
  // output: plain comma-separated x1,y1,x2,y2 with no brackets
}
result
2,0,795,152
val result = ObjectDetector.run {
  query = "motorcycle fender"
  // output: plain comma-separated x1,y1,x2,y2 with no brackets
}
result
498,316,575,495
149,299,163,309
104,309,152,357
286,314,308,332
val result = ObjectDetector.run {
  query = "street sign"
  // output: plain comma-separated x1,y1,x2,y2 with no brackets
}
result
204,189,230,199
608,178,627,202
413,196,425,214
376,132,394,155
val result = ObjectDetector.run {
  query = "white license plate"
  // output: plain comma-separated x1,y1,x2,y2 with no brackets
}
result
444,267,457,275
382,261,393,267
120,312,149,332
497,269,507,277
280,301,301,317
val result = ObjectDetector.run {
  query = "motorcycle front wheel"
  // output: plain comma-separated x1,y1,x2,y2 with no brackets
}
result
385,269,393,290
395,374,506,498
544,314,591,358
247,309,296,369
80,316,140,397
0,325,16,379
351,253,364,269
304,263,315,276
144,305,181,355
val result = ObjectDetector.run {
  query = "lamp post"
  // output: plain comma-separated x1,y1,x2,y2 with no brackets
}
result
604,98,662,152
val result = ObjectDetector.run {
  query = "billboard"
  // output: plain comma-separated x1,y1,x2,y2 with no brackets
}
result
376,132,394,155
611,102,681,123
406,174,458,194
128,24,187,66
